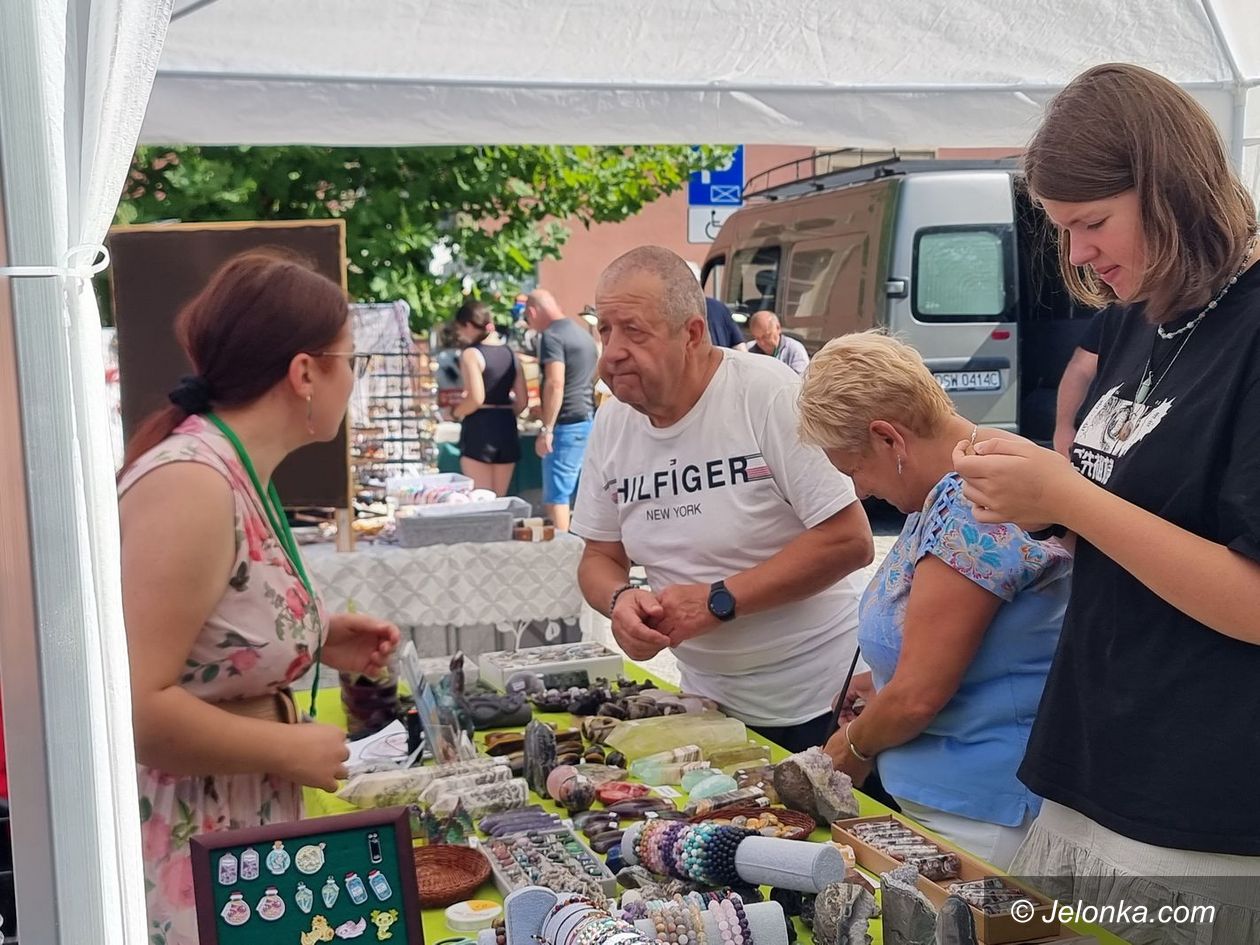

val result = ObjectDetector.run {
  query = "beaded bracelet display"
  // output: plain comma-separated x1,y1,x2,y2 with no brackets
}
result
723,897,751,945
646,900,676,945
628,892,752,945
706,899,734,945
681,894,708,945
635,821,756,887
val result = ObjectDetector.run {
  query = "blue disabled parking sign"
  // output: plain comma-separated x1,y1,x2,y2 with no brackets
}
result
688,146,744,206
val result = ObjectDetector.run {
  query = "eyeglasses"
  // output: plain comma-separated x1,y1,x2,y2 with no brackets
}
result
315,350,374,379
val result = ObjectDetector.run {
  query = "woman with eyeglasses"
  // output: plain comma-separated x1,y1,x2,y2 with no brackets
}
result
117,250,399,945
450,299,529,495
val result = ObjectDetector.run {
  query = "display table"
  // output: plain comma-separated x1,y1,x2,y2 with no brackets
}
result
305,667,1122,945
306,534,584,653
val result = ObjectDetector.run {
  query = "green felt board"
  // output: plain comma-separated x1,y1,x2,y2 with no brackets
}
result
203,819,413,944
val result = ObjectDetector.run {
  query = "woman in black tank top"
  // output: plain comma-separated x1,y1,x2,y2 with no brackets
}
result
450,300,528,495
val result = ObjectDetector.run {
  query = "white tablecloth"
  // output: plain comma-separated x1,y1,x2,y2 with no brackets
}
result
304,533,584,628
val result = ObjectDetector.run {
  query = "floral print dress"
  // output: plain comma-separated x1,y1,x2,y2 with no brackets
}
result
118,415,327,945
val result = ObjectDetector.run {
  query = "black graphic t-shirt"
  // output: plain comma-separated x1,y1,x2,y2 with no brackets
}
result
1019,261,1260,854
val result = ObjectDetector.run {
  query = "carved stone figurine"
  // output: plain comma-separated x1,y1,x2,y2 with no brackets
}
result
811,882,880,945
772,747,860,826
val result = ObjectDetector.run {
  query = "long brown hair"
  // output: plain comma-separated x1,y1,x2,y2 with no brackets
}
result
1023,63,1256,323
120,249,349,474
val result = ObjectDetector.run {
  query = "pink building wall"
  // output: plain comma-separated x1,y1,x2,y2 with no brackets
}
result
537,145,816,315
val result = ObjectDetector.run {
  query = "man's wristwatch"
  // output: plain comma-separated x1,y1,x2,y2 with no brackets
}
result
707,580,737,622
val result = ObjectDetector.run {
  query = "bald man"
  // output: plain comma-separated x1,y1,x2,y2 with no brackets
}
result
525,289,598,529
572,246,874,750
744,310,809,375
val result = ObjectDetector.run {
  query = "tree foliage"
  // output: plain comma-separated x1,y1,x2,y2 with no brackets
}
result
115,145,733,330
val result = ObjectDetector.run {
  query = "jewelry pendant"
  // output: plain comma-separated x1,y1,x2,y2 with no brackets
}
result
1133,372,1153,406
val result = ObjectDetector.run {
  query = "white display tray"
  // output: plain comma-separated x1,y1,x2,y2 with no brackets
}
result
473,826,618,897
478,643,624,691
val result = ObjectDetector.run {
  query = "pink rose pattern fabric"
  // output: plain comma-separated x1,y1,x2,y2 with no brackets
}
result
118,416,327,945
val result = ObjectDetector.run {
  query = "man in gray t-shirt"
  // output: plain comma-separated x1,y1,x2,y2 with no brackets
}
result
526,289,598,530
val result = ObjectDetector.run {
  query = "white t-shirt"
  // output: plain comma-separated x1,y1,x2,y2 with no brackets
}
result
572,349,866,727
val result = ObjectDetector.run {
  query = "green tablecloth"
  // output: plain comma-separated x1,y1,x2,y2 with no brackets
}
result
437,431,543,495
305,667,1123,945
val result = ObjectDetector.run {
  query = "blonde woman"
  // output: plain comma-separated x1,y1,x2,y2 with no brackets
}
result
798,332,1071,868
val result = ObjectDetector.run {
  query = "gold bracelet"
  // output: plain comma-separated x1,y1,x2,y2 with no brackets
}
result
844,722,872,763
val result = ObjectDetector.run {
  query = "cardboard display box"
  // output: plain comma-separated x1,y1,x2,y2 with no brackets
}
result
833,814,1061,944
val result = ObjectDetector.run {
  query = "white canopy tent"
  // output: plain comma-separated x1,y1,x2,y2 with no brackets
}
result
0,1,1257,942
145,0,1259,187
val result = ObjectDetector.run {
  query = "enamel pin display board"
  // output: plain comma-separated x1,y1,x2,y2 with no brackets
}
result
190,806,423,945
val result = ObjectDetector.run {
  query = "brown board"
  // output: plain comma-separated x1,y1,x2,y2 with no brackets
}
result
190,806,423,945
108,220,351,509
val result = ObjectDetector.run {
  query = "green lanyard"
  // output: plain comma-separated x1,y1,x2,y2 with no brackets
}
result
206,413,323,718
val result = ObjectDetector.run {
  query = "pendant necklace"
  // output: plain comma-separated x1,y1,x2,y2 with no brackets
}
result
1107,233,1257,443
1106,329,1194,442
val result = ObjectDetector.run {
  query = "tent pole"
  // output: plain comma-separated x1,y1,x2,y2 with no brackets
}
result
1231,87,1246,171
0,1,140,941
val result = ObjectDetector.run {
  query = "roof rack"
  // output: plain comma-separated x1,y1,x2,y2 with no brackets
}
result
743,149,1020,201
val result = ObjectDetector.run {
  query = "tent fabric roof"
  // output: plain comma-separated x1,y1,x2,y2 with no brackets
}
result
145,0,1258,156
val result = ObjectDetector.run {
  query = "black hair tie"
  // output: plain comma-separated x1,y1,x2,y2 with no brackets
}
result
168,375,214,415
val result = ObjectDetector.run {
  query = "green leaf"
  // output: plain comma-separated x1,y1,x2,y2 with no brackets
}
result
112,143,720,331
201,663,219,684
138,796,152,823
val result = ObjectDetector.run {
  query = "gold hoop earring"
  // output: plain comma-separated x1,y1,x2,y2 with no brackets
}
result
306,393,315,435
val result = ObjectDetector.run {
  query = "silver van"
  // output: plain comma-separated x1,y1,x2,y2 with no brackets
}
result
701,154,1091,439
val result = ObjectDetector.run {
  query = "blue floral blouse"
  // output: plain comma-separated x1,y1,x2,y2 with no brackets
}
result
858,473,1073,827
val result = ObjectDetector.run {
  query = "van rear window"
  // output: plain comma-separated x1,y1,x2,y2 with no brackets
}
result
727,246,781,315
913,227,1011,322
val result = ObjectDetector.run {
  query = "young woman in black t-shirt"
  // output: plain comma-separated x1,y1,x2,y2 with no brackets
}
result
954,64,1260,943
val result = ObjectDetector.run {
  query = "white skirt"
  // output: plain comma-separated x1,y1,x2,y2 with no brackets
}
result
1011,800,1260,945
